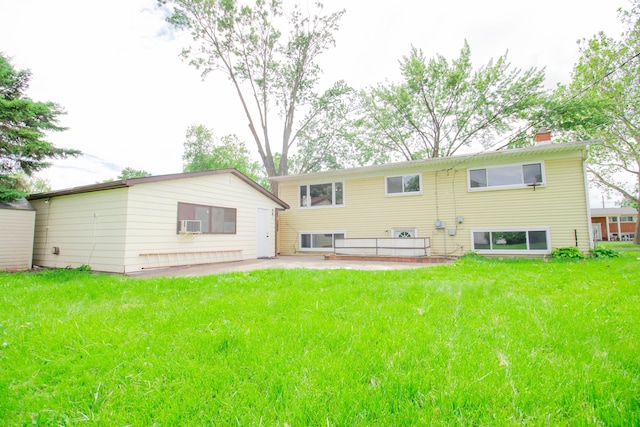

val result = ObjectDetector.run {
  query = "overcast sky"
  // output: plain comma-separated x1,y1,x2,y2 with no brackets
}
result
0,0,628,205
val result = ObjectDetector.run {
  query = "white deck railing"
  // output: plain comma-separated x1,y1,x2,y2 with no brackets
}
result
334,237,431,257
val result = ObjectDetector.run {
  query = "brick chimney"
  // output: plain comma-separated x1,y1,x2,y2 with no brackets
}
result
534,130,552,145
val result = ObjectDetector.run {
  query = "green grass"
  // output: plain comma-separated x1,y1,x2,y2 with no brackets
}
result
599,241,640,251
1,252,640,426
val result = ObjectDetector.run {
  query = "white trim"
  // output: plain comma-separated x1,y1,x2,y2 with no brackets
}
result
385,173,423,196
467,161,546,192
470,227,551,255
298,231,347,251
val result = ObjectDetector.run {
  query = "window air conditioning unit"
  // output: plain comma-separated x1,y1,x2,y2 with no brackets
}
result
179,220,202,234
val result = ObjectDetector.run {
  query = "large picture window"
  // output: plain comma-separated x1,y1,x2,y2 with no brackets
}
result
469,163,543,190
472,229,549,253
299,182,344,208
177,202,236,234
386,174,421,195
300,232,345,251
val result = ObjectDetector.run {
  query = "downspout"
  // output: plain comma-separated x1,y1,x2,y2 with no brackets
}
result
42,198,52,266
275,208,281,257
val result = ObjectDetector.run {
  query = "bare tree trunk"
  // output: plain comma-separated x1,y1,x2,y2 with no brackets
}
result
269,179,279,197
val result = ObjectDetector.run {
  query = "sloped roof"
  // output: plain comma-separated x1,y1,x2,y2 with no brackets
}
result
271,140,592,182
28,168,289,209
0,198,35,211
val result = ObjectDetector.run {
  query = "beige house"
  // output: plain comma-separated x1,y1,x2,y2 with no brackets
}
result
0,198,36,271
272,141,593,257
28,169,288,274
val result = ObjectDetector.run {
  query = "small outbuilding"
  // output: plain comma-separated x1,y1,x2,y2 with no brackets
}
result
0,198,36,271
28,169,289,274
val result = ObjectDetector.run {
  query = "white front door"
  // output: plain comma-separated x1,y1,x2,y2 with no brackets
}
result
256,208,271,258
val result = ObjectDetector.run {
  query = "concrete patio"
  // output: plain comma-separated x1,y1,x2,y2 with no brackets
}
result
128,255,447,278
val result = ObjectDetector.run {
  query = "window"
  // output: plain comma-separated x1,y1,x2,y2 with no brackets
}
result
469,163,543,190
299,182,344,208
386,174,421,195
177,202,236,234
610,216,635,222
472,229,549,253
300,232,345,251
392,228,417,238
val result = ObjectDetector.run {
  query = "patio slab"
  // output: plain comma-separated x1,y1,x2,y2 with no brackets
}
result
128,255,447,278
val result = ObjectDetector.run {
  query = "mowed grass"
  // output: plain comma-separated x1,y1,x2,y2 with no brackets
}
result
1,250,639,426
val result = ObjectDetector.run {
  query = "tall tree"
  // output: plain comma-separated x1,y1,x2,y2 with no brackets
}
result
182,124,268,188
359,42,546,160
0,54,80,200
12,172,51,194
288,81,374,174
100,168,151,183
117,167,152,180
543,1,639,244
160,0,345,193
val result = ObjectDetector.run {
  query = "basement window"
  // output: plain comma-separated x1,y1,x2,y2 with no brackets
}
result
299,232,345,251
471,229,550,254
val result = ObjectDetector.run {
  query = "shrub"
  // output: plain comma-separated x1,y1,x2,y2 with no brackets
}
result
551,247,586,259
460,251,484,260
591,247,621,259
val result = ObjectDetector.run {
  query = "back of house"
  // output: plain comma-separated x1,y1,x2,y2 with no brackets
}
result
273,141,593,258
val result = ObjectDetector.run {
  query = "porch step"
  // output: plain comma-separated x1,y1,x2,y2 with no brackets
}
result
324,254,450,264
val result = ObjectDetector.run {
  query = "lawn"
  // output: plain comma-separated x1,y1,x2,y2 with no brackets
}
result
1,248,639,426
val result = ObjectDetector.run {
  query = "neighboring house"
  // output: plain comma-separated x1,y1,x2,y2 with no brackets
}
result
0,198,36,271
590,208,638,241
272,139,593,258
27,169,288,274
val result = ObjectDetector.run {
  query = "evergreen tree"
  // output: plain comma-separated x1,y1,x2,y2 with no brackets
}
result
0,54,79,200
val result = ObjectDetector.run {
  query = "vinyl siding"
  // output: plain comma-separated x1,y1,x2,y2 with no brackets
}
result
0,209,35,271
277,156,591,256
31,173,283,273
455,157,591,253
123,173,281,272
31,190,128,272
